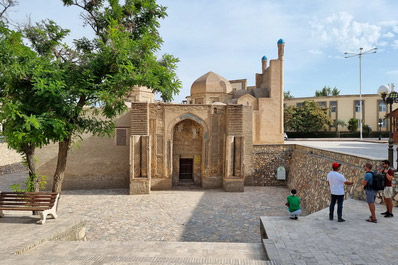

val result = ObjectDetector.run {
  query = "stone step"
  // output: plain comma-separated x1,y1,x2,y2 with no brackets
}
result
4,240,279,265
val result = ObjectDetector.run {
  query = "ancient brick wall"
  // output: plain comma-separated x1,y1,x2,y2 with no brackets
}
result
246,144,293,186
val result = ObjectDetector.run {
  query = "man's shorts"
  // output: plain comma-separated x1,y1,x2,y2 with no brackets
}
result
384,186,393,199
366,189,377,203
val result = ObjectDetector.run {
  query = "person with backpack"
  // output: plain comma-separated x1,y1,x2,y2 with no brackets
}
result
327,162,353,222
380,160,394,218
362,162,377,223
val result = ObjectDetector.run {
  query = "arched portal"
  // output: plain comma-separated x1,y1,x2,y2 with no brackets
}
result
172,119,203,185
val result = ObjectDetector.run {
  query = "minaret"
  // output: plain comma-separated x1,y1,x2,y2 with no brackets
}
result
261,56,268,74
277,39,285,137
277,38,285,60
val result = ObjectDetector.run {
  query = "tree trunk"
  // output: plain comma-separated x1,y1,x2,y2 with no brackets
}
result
52,137,71,193
23,144,38,192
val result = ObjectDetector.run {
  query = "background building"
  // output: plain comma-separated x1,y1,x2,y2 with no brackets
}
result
285,94,389,132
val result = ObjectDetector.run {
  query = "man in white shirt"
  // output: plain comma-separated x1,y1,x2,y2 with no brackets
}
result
327,162,353,222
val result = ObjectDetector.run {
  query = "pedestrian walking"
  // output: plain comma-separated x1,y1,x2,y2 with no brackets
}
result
363,162,377,223
379,160,394,218
327,162,353,222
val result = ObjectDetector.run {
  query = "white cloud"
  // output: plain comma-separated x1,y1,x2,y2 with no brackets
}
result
379,20,398,33
386,70,398,76
378,41,388,47
392,40,398,49
309,49,323,55
311,12,381,53
383,32,394,38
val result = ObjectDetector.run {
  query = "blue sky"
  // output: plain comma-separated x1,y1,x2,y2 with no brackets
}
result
7,0,398,102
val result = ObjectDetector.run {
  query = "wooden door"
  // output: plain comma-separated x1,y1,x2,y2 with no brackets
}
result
179,158,193,180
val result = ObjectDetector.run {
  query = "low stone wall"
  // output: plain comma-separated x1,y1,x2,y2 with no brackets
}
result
245,144,294,186
250,144,398,214
0,143,24,175
287,145,397,213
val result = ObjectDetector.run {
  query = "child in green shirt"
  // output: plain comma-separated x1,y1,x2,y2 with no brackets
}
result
286,189,301,220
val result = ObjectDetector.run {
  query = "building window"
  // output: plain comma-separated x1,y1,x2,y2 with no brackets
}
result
331,119,336,127
354,100,364,112
296,103,303,107
317,101,327,109
378,100,386,112
330,101,337,113
116,128,127,146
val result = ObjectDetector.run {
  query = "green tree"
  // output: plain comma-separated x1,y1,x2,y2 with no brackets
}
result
284,101,333,132
333,119,347,137
363,124,372,136
315,86,340,97
347,118,359,132
284,90,294,99
0,0,181,193
0,21,70,191
0,0,17,22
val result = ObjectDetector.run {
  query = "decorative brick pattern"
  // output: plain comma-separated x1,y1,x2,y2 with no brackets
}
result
130,103,148,135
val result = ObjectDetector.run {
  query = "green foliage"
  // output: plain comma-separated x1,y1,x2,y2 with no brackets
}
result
333,119,347,129
315,86,340,97
1,0,182,192
348,118,359,132
10,174,47,192
284,90,294,99
284,100,333,133
363,124,372,136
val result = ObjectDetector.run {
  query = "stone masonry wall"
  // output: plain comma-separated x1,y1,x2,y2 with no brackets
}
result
288,145,397,213
0,143,25,175
251,144,398,214
246,144,293,186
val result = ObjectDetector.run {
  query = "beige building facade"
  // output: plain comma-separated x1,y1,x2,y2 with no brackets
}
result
36,39,286,194
285,94,389,132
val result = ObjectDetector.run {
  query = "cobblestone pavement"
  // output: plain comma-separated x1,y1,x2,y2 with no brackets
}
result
0,171,306,243
59,186,305,243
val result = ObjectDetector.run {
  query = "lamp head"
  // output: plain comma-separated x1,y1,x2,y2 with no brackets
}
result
378,85,389,98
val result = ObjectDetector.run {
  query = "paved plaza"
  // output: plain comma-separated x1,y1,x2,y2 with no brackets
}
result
261,199,398,265
0,171,297,243
287,139,394,161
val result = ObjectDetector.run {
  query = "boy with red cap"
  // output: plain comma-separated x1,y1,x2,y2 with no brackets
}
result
327,162,353,222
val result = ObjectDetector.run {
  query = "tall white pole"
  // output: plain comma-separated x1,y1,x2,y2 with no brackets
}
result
344,47,376,140
359,48,363,140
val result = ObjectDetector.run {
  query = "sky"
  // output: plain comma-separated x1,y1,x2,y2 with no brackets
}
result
6,0,398,103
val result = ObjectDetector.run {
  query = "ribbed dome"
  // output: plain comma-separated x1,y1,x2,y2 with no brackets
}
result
190,71,232,95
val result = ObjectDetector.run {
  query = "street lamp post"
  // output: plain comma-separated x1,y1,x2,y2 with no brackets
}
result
345,47,377,140
378,119,383,140
378,85,397,166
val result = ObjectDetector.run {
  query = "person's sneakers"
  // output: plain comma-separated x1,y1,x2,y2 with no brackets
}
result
294,216,298,220
381,211,389,215
384,213,394,218
290,217,295,220
338,218,345,222
329,217,333,221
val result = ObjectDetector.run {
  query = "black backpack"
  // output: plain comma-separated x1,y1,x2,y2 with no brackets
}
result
368,171,385,191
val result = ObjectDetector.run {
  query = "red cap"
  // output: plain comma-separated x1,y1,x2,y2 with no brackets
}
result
332,162,341,169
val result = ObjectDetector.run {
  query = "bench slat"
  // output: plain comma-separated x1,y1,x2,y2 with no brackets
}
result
0,192,58,195
0,207,51,211
0,198,57,202
0,194,58,198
